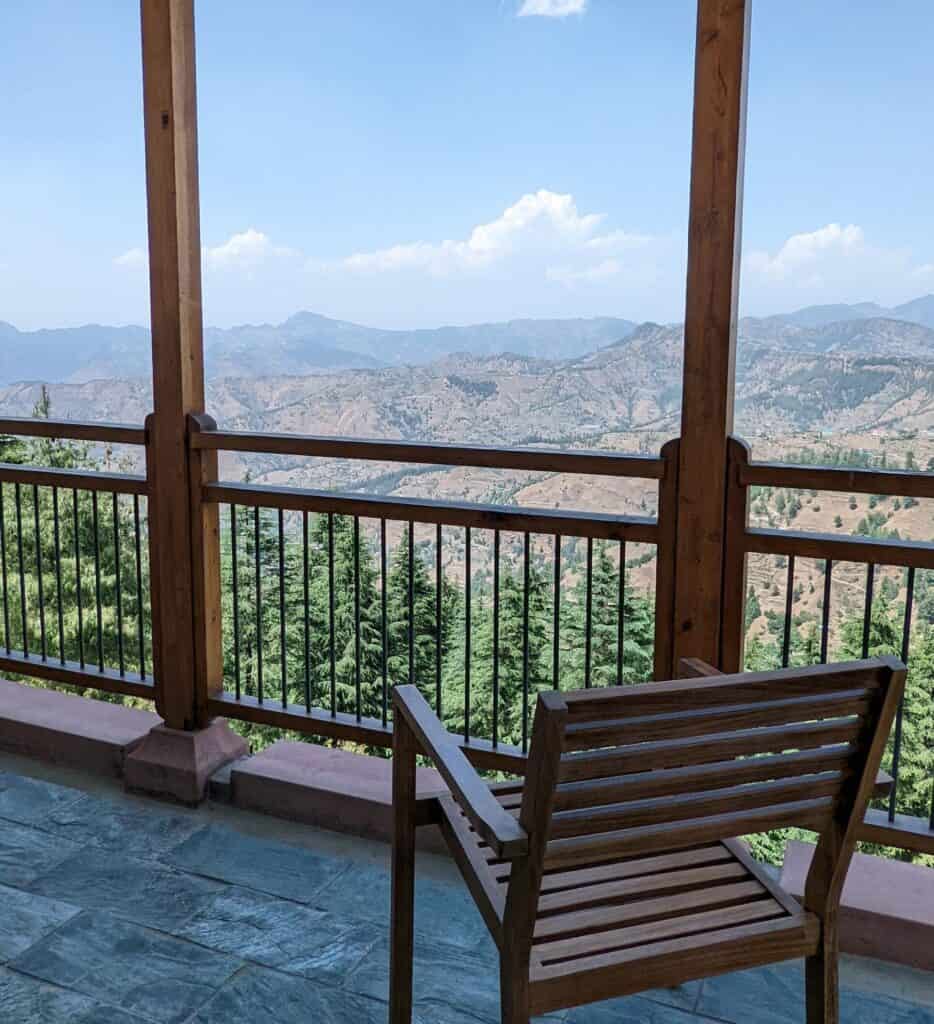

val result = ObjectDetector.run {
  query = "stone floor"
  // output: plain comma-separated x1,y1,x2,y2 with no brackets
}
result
0,752,933,1024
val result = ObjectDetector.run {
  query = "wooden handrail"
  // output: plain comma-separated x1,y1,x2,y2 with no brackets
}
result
203,480,659,543
190,426,666,480
740,460,934,500
0,462,148,496
0,418,147,446
744,527,934,571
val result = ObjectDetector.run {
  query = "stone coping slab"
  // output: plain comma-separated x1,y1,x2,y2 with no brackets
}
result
0,678,160,777
781,839,934,973
230,740,448,851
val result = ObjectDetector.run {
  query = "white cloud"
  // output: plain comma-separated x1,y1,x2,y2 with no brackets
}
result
911,263,934,281
518,0,587,17
203,228,279,272
114,247,147,269
339,190,648,279
746,223,864,282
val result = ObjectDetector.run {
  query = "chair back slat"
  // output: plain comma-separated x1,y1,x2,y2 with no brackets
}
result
507,657,905,943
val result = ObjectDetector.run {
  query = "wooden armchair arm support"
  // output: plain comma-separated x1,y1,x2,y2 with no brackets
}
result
679,657,724,678
392,685,528,859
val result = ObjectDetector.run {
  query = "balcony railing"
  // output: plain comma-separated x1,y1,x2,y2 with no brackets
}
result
0,416,931,856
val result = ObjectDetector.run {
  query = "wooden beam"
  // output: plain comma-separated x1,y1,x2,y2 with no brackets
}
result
140,0,212,730
673,0,751,669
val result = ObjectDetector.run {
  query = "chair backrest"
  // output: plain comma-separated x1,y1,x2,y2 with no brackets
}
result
505,657,904,936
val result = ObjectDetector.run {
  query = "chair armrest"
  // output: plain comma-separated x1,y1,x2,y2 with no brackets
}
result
679,657,724,678
392,685,528,860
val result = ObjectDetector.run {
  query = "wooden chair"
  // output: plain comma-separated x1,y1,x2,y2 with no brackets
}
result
389,656,905,1024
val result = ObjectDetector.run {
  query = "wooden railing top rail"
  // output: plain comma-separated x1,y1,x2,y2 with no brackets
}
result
0,417,147,447
0,462,148,496
205,480,659,543
206,691,528,774
191,426,667,480
740,459,934,501
744,527,934,571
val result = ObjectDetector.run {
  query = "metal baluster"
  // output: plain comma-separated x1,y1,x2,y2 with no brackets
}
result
522,532,530,754
888,567,915,822
302,511,310,712
0,484,9,652
861,563,875,659
278,508,287,709
254,506,264,704
32,486,46,660
92,492,103,671
464,526,471,742
584,537,593,687
112,494,125,675
617,539,626,685
14,484,27,656
231,505,241,700
354,516,361,721
435,524,443,718
820,559,833,664
73,490,84,668
553,534,561,689
328,512,336,715
492,530,500,747
380,518,388,726
134,495,146,679
53,488,65,664
781,555,796,668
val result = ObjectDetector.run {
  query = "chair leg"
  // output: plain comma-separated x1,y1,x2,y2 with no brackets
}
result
805,927,839,1024
500,959,530,1024
390,718,417,1024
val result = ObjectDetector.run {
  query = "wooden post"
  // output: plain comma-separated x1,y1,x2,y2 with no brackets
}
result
140,0,215,729
653,437,680,680
720,436,751,672
672,0,751,671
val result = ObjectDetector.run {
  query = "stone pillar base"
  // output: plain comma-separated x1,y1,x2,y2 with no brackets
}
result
124,719,248,805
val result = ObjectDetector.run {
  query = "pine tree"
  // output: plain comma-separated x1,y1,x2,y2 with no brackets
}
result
387,528,438,700
565,541,654,688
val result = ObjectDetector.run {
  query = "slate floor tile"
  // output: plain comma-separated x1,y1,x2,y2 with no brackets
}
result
316,862,492,953
838,990,934,1023
346,935,505,1023
694,964,934,1023
176,885,379,982
190,965,387,1024
0,882,80,963
0,770,83,826
12,910,241,1024
161,824,347,904
695,963,804,1024
28,848,226,931
0,818,81,887
566,994,708,1023
0,966,146,1024
41,793,203,860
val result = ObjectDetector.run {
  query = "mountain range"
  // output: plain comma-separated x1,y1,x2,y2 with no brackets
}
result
0,313,638,386
2,316,931,455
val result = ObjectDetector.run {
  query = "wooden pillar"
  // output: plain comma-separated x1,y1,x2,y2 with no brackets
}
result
140,0,218,729
672,0,751,671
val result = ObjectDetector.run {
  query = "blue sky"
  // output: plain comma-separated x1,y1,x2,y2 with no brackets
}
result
2,0,933,330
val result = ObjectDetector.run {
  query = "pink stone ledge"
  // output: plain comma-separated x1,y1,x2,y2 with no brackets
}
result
781,839,934,973
231,740,449,853
0,677,161,777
